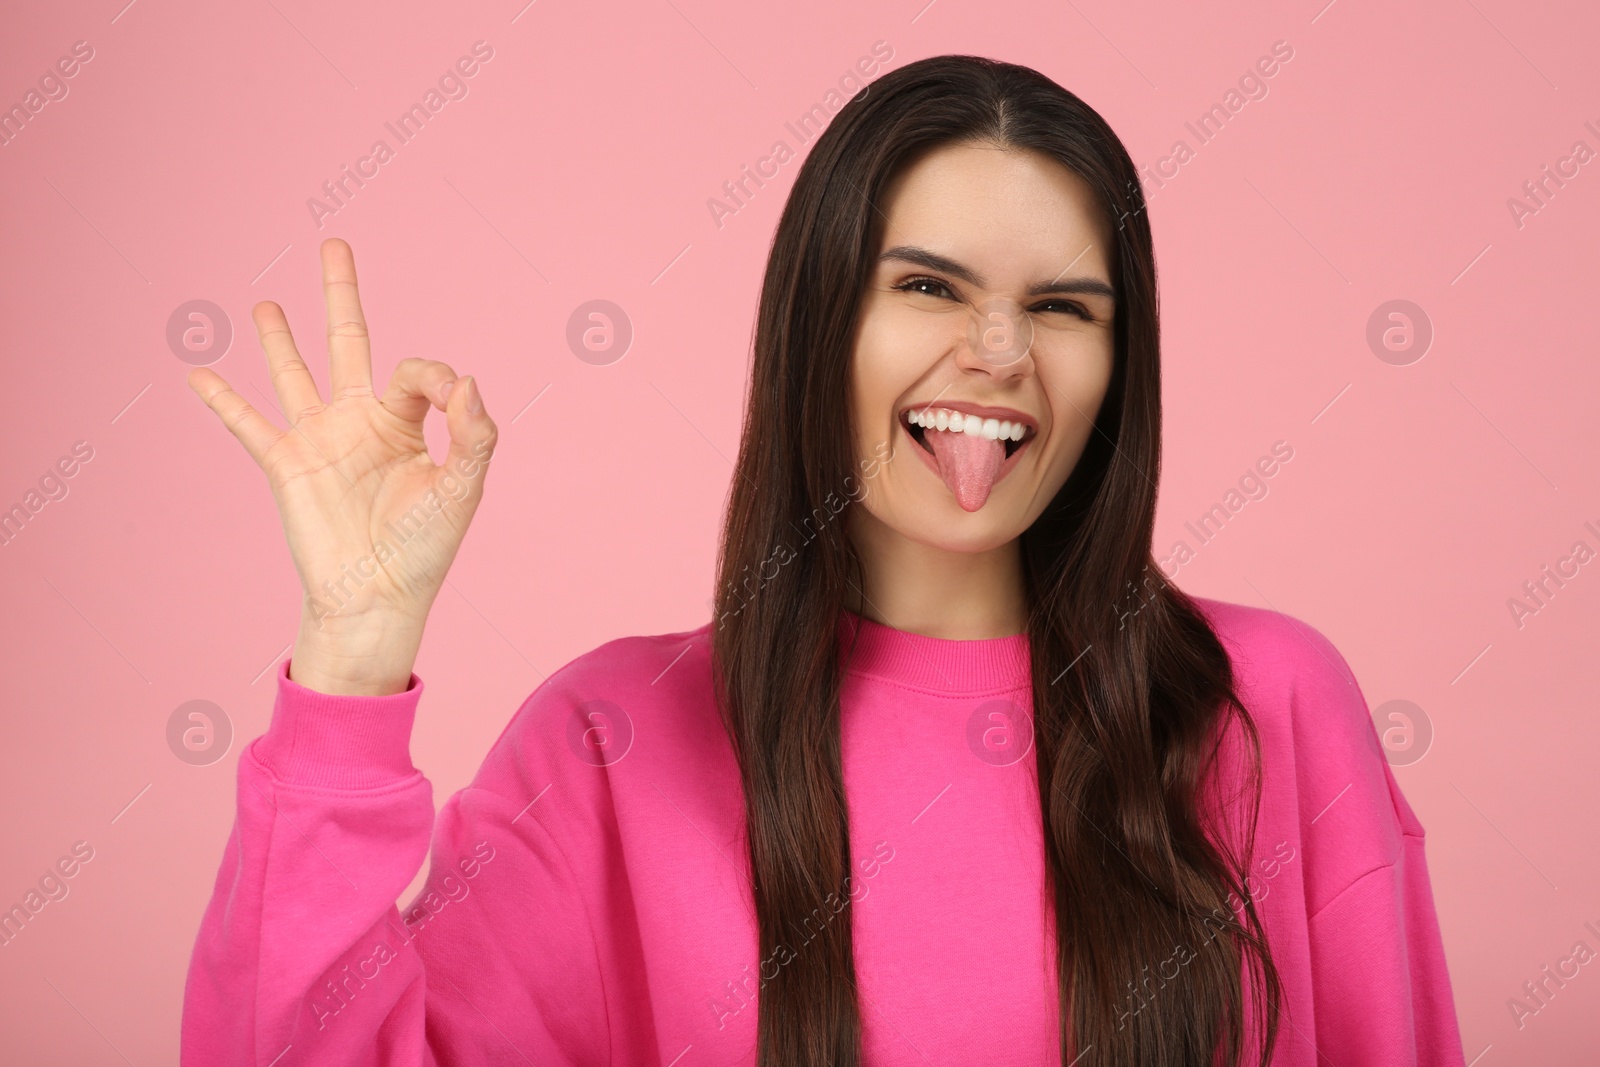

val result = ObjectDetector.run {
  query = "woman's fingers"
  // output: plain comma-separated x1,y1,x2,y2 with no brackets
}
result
380,357,460,424
320,238,374,401
441,375,497,502
187,366,285,468
253,300,323,423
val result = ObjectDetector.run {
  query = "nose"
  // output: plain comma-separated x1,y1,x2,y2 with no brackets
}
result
953,296,1036,381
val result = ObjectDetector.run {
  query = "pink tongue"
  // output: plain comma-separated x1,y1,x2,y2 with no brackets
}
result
926,428,1007,512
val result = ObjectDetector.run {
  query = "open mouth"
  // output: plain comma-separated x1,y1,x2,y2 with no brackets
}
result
897,404,1038,512
900,405,1037,460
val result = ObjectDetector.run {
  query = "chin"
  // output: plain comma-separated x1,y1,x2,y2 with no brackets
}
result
861,490,1039,554
911,522,1024,554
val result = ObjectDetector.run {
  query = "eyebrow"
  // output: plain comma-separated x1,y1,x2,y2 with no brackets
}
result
878,245,1116,302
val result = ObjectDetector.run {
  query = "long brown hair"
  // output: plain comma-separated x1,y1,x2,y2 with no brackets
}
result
710,53,1282,1066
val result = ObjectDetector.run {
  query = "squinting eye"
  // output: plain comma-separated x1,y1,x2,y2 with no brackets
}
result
1034,300,1095,321
894,276,1096,322
892,276,954,300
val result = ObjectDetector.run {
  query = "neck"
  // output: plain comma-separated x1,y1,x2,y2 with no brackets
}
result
845,507,1028,639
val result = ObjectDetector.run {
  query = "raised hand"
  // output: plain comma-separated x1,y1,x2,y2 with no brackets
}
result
188,238,499,695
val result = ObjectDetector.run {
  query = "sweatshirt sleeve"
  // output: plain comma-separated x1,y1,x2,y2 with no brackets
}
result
1291,629,1468,1067
1305,829,1466,1066
180,659,610,1066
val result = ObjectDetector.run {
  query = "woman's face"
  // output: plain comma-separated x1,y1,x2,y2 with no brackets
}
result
849,140,1118,553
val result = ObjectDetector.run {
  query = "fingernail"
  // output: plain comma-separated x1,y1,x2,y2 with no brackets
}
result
440,380,455,403
464,376,483,414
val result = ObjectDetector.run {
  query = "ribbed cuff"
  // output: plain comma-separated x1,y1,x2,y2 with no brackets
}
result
251,657,425,788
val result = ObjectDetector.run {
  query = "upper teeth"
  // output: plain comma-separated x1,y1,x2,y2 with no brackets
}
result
906,407,1028,442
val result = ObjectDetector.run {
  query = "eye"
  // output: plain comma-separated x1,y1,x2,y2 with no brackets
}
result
1032,299,1096,322
891,275,956,300
892,276,1097,322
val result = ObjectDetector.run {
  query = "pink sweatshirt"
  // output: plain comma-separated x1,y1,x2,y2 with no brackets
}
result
182,596,1467,1065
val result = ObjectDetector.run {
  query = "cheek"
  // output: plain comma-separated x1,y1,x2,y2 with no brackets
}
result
848,366,876,465
1040,349,1114,470
849,325,918,444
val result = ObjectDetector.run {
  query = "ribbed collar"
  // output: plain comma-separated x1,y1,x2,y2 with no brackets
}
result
838,608,1031,695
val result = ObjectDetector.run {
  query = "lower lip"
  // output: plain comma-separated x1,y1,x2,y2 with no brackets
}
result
900,418,1034,492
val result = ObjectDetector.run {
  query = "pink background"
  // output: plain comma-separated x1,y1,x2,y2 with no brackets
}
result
2,0,1597,1061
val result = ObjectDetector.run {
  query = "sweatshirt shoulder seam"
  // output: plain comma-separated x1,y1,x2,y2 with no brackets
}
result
1305,830,1425,923
1306,858,1398,923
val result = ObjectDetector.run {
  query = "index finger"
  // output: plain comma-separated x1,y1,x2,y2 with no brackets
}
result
321,238,373,401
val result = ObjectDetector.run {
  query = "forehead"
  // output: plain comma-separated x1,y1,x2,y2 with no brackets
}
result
874,141,1114,284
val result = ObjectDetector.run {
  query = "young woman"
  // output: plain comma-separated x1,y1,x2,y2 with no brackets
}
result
181,55,1466,1066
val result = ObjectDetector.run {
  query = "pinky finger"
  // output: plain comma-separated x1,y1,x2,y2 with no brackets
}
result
187,367,285,468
